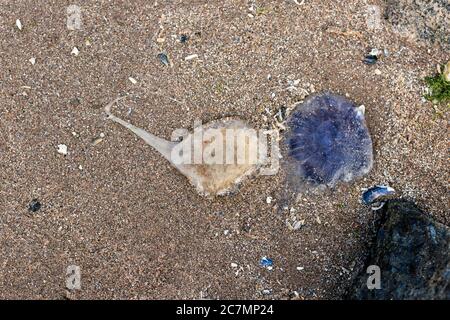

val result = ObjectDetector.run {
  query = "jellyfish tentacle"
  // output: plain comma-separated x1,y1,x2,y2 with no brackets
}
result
104,97,176,161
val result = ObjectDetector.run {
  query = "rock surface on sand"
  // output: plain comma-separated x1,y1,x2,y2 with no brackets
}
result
349,200,450,300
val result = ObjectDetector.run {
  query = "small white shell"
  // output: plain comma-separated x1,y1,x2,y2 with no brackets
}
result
16,19,22,30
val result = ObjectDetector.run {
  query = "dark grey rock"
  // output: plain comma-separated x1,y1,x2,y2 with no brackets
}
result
349,200,450,300
384,0,450,49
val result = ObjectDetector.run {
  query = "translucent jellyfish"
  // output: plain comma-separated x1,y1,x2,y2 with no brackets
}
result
286,93,373,188
104,97,268,197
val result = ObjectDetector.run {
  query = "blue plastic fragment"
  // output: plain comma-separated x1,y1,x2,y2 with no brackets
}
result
287,93,373,188
260,257,273,268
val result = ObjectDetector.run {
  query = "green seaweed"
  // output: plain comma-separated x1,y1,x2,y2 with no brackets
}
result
424,68,450,104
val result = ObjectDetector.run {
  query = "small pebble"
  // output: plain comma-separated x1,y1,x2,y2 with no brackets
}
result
266,196,272,204
231,263,238,268
374,69,382,75
57,144,68,155
297,266,305,271
369,48,381,56
28,199,41,212
29,57,36,65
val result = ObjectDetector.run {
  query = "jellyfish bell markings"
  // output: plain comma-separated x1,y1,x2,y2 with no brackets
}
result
286,93,373,188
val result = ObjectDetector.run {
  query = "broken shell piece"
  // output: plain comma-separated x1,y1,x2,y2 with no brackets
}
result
105,97,268,196
16,19,22,30
369,48,381,56
92,133,105,146
443,61,450,82
91,137,104,146
71,47,79,56
128,77,137,84
292,219,305,230
362,185,396,210
185,54,199,61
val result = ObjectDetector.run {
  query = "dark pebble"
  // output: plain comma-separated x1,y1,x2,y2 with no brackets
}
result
28,199,41,212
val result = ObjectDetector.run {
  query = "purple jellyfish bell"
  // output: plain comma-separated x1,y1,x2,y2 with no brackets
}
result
286,93,373,188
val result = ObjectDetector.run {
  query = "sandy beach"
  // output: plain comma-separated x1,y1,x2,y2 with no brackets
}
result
0,0,448,299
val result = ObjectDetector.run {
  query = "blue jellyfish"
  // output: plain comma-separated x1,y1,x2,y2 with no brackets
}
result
287,93,373,188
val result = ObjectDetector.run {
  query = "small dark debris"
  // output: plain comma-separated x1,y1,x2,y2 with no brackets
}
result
179,34,189,43
363,55,378,65
276,106,287,121
241,222,251,233
28,199,41,212
69,97,80,106
288,291,300,299
214,211,224,217
157,53,169,66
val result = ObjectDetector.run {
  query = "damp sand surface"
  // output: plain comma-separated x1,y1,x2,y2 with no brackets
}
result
0,0,448,299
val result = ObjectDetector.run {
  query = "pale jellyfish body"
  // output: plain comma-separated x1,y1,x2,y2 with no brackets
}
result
105,98,268,196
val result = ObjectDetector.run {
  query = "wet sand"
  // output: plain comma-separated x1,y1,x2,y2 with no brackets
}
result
0,0,448,299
